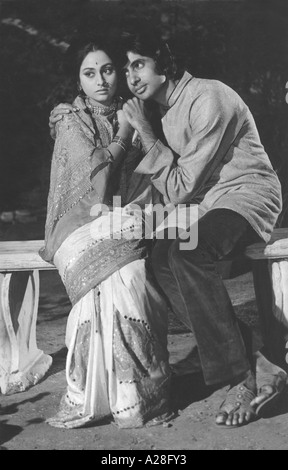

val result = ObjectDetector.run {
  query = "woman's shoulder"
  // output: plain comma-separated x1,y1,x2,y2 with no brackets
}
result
55,111,81,135
56,96,91,132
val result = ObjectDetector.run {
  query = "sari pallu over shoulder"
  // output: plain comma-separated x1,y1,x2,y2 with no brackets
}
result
40,95,145,253
40,95,116,263
40,95,148,305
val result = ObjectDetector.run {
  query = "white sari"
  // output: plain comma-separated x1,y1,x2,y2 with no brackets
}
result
47,212,172,429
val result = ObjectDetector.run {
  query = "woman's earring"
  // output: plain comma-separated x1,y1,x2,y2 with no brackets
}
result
78,83,86,98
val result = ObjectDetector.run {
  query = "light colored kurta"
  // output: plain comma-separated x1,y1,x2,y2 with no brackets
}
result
135,72,282,242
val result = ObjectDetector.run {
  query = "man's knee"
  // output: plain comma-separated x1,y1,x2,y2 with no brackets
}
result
167,238,187,267
151,240,172,274
168,237,215,269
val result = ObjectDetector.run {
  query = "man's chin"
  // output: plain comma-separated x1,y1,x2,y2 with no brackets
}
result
134,92,150,101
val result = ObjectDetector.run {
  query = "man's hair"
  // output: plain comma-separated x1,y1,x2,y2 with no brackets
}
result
120,26,182,80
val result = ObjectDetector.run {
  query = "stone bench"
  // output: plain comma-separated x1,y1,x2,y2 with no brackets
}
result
245,228,288,371
0,240,55,395
1,229,288,395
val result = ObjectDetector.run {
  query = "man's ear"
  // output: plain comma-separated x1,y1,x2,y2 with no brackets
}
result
159,74,167,84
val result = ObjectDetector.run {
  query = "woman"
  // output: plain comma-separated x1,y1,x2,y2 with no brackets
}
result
40,32,172,429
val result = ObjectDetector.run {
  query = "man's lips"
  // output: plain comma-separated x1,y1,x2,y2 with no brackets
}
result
134,85,147,94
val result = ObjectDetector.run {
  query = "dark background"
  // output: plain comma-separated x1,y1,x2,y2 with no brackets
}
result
0,0,287,225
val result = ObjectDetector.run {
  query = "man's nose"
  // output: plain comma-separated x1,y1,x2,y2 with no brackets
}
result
129,72,140,86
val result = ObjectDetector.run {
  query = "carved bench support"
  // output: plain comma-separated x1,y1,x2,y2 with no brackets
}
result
252,259,288,371
246,229,288,371
269,259,288,327
0,270,52,395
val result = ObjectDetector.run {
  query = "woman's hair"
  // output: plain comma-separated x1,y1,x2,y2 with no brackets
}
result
120,26,183,81
64,31,127,91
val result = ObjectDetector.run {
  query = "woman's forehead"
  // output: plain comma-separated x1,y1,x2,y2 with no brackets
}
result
81,50,113,69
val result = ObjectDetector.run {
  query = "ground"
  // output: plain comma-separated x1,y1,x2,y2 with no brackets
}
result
0,221,288,451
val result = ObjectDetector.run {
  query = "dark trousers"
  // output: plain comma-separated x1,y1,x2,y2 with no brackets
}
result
151,208,261,386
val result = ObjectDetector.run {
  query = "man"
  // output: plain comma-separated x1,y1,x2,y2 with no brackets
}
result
49,27,287,428
119,28,287,428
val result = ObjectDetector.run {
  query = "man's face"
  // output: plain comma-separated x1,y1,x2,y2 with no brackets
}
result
124,52,166,102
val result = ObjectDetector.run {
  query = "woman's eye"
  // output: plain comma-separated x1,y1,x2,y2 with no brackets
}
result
104,67,114,75
84,72,94,78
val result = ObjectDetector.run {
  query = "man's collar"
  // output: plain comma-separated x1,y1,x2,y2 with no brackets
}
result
166,71,193,109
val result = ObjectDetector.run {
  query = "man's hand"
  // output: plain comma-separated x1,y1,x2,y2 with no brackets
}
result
123,98,152,134
49,103,78,139
116,109,133,137
123,98,157,153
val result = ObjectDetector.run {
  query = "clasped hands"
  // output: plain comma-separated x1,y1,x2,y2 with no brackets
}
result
122,98,153,135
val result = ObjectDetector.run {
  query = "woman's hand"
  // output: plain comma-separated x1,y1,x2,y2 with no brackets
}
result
123,98,152,134
49,103,78,139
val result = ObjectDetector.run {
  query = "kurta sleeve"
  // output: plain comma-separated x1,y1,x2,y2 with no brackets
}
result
134,89,246,204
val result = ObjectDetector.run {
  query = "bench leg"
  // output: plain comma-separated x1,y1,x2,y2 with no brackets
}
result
252,259,288,371
270,259,288,326
0,270,52,395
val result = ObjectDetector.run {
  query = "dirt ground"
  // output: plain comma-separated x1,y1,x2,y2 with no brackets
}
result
0,222,288,451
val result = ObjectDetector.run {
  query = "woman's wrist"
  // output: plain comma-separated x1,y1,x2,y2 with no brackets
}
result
112,136,129,152
107,136,130,163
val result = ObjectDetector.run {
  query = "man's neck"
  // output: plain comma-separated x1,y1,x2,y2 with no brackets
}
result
153,79,177,107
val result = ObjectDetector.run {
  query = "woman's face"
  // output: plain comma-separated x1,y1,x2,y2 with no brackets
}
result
79,49,118,106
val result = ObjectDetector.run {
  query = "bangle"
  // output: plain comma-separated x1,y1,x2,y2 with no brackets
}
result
112,136,128,152
106,148,114,162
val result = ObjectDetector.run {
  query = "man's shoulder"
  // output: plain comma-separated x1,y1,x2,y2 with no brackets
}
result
183,76,245,112
187,76,237,98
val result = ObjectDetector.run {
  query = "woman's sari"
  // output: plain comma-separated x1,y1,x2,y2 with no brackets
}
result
41,96,172,428
47,216,171,428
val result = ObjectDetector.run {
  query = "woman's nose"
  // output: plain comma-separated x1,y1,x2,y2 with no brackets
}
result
96,73,105,86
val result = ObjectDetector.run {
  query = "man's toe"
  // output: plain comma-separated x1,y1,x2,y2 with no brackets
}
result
225,413,235,426
215,411,228,425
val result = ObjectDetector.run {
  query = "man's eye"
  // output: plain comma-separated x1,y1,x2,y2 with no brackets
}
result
135,62,144,70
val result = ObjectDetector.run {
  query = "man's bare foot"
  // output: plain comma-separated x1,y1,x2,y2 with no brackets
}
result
250,351,287,417
215,371,257,428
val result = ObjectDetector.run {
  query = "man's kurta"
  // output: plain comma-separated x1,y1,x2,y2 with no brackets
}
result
135,72,282,242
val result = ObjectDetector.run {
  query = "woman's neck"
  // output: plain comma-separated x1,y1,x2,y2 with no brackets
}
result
87,97,113,108
85,97,118,117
